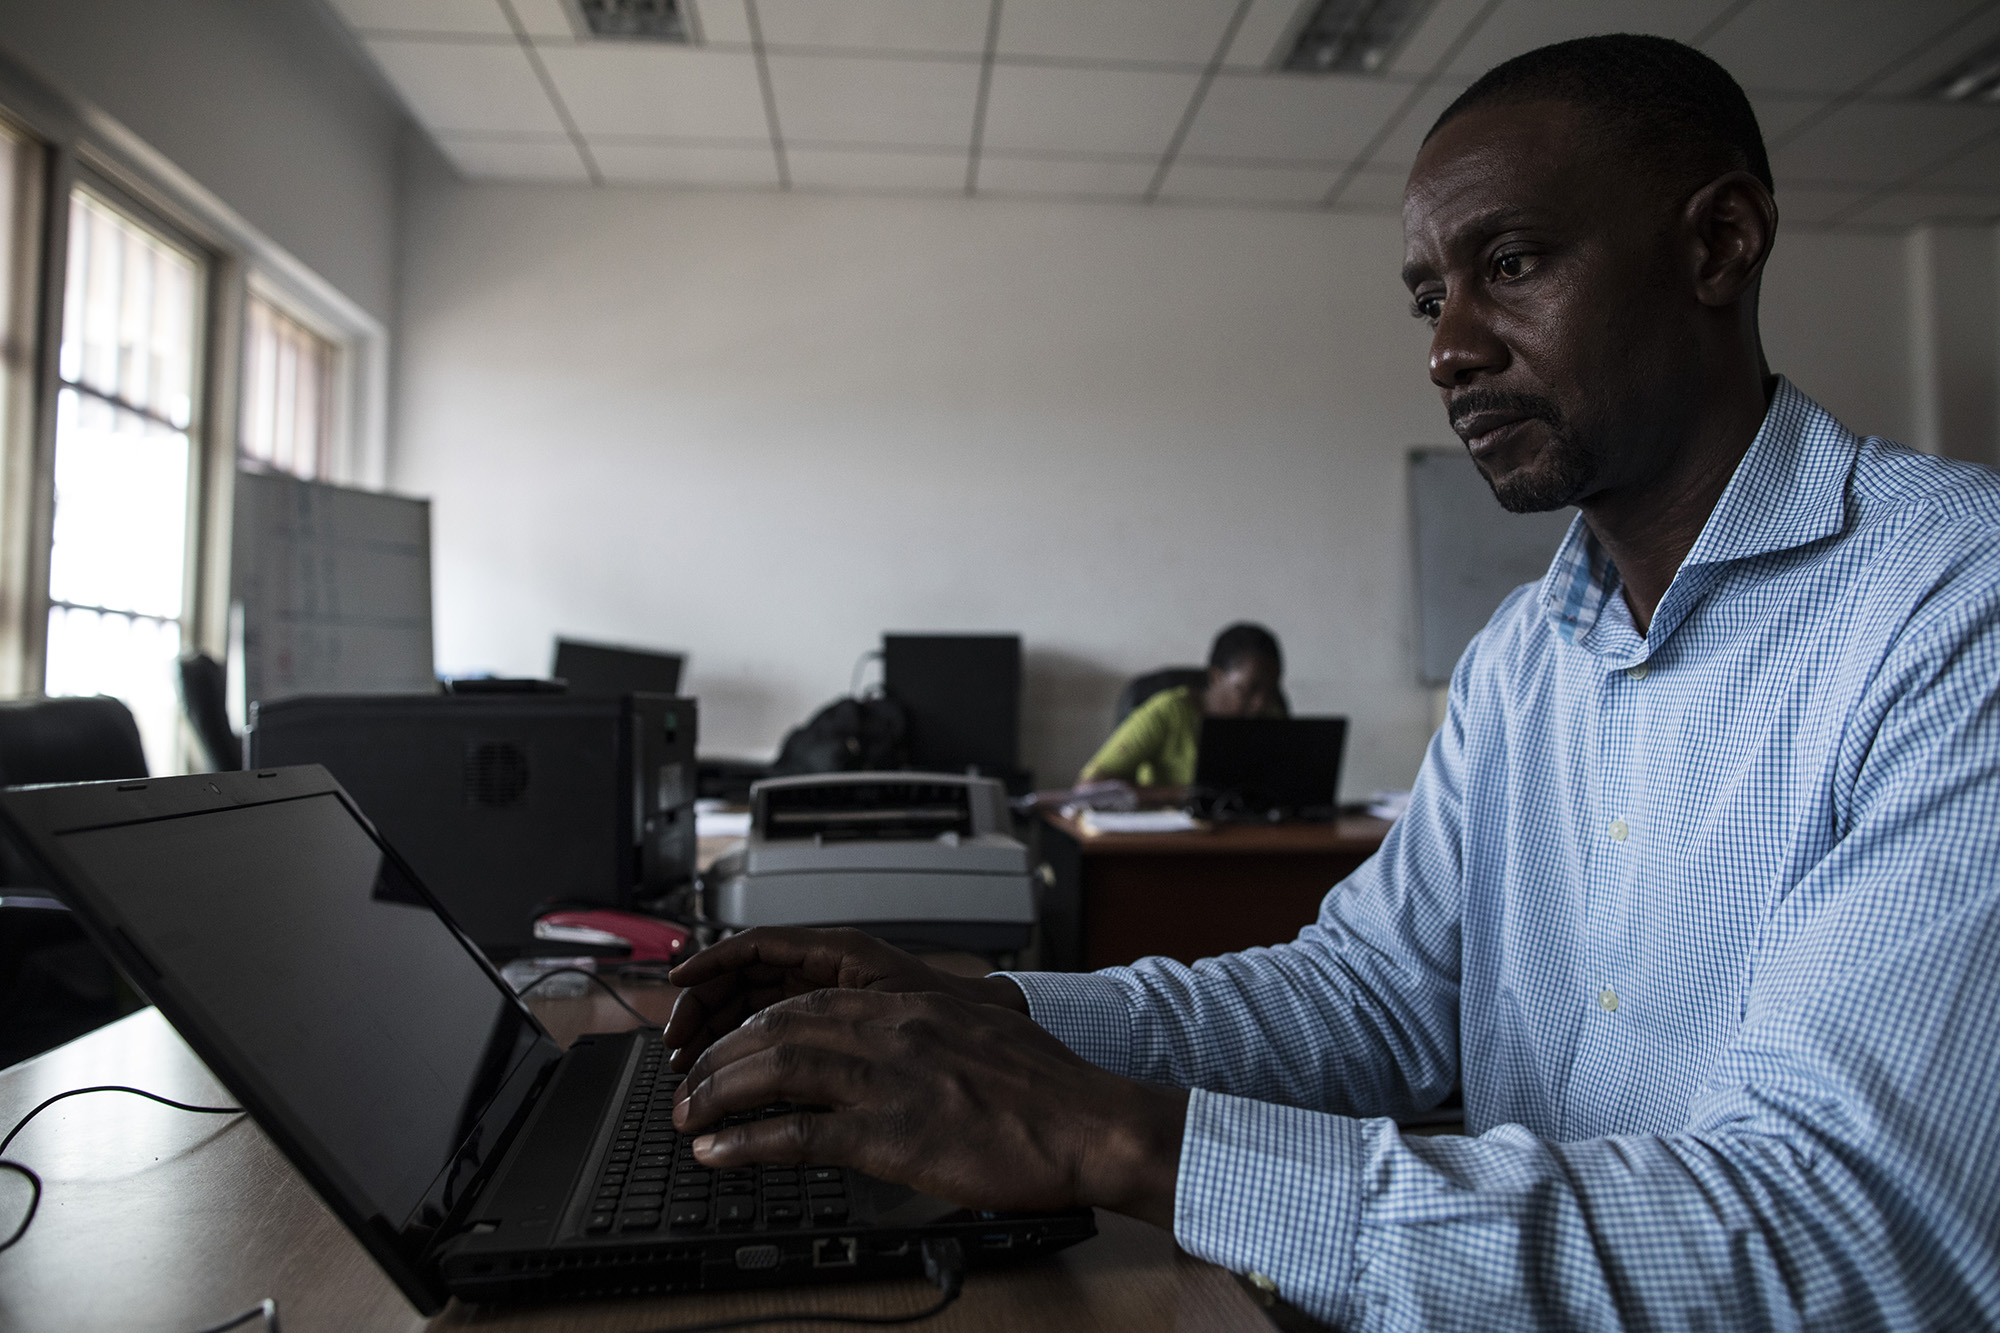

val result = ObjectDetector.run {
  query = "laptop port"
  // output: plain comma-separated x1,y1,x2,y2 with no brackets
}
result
735,1244,781,1271
980,1232,1013,1251
813,1237,858,1268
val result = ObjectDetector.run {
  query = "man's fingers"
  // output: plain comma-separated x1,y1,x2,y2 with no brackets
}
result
677,1042,873,1133
690,1107,864,1171
665,927,849,989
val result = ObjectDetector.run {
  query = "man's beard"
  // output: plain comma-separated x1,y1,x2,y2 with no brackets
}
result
1449,389,1597,514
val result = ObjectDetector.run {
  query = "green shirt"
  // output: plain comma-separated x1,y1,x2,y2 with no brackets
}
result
1079,685,1202,788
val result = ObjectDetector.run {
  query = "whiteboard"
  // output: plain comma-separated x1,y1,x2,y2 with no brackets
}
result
232,470,436,703
1409,448,1576,684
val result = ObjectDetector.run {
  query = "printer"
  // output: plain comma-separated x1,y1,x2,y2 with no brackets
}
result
703,772,1035,954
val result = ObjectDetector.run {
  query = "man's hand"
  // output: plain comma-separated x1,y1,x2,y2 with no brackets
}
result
671,987,1187,1229
663,926,1027,1070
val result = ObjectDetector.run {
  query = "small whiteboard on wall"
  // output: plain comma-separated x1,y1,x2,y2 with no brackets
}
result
232,469,436,704
1410,448,1576,684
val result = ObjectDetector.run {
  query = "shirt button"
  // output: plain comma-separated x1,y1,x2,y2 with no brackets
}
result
1625,663,1649,681
1608,818,1629,842
1598,988,1619,1012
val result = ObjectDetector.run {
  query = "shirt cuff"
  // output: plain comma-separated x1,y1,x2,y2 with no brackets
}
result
992,970,1133,1075
1174,1087,1367,1326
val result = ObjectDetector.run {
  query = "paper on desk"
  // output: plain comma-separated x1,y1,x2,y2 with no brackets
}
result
695,809,753,838
1078,809,1201,836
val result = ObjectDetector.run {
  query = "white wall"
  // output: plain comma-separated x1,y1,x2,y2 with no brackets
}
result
0,0,407,324
393,177,1918,795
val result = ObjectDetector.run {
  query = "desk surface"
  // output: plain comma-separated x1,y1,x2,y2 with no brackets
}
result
0,989,1277,1333
1041,812,1391,856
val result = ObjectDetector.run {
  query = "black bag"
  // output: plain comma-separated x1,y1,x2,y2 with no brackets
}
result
770,695,908,776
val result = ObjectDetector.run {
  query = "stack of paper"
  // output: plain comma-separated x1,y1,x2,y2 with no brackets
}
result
1078,809,1201,836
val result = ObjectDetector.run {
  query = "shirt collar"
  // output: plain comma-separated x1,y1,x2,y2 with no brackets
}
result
1536,377,1860,648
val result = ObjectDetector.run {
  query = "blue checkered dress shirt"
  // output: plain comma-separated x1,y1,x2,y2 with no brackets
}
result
1004,379,2000,1329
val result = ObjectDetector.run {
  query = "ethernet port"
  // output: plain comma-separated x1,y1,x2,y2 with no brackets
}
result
813,1237,859,1268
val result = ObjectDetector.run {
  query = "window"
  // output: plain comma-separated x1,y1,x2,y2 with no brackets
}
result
240,288,339,480
41,187,205,773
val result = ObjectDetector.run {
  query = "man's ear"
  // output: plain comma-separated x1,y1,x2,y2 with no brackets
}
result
1685,170,1777,308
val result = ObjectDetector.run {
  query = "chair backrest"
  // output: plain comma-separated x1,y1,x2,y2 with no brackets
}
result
0,695,148,787
177,652,242,771
1113,666,1209,727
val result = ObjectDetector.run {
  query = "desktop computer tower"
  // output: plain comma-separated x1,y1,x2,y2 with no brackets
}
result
247,692,697,957
882,633,1024,788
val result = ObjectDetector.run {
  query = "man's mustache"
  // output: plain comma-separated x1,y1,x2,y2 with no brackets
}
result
1447,389,1566,436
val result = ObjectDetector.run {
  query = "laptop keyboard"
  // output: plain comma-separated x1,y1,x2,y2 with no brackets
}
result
582,1037,851,1237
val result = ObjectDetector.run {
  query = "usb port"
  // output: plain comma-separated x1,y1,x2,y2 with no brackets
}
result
980,1232,1013,1251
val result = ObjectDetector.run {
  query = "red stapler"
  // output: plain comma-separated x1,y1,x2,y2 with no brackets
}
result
532,908,690,963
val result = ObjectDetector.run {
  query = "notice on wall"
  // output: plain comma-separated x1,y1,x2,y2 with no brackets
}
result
1410,448,1576,685
232,469,436,704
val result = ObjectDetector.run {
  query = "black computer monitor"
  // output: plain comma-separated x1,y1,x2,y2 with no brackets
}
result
552,638,684,698
247,693,697,956
1194,715,1347,818
882,633,1021,781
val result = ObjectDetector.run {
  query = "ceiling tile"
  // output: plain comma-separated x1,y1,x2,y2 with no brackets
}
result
1700,0,1990,96
1159,159,1340,203
1913,129,2000,193
787,148,968,191
1443,0,1740,81
1770,100,2000,187
435,134,591,180
537,44,769,138
364,38,565,134
1334,164,1412,212
1769,185,1874,226
508,0,577,38
1387,0,1498,77
755,0,991,56
981,64,1203,155
1182,71,1415,163
1362,81,1463,173
766,54,981,148
692,0,753,46
974,153,1157,197
1222,0,1317,70
327,0,510,36
997,0,1240,65
591,141,782,186
1871,3,2000,96
1840,188,2000,229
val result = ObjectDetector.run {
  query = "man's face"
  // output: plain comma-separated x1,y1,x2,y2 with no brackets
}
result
1401,101,1692,513
1205,656,1282,718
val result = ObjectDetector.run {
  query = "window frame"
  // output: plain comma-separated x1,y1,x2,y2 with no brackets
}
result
0,48,388,764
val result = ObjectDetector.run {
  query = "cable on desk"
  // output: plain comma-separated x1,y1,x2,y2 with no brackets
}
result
640,1236,965,1333
0,1084,244,1255
188,1298,282,1333
514,965,663,1029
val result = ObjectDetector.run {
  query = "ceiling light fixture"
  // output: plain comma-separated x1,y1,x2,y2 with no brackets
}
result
1928,36,2000,102
1280,0,1430,74
572,0,692,43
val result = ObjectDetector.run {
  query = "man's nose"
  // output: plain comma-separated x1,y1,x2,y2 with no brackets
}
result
1429,294,1507,389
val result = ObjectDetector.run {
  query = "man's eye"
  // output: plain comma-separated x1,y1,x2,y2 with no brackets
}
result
1494,251,1534,279
1411,294,1442,322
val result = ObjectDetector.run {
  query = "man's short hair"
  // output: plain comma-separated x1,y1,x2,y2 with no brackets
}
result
1426,34,1773,195
1209,622,1282,674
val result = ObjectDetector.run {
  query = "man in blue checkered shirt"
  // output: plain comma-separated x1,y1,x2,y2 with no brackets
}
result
667,36,2000,1329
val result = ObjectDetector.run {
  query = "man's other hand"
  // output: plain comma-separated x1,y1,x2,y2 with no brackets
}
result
663,926,1028,1070
671,987,1186,1229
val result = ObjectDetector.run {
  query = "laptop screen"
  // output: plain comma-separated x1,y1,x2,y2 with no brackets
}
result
1195,716,1348,813
57,792,543,1233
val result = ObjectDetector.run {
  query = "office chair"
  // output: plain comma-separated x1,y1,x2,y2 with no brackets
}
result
1112,666,1209,726
0,695,150,1067
177,651,242,770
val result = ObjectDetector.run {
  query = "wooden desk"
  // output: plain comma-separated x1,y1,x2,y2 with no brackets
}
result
1036,814,1391,970
0,992,1279,1333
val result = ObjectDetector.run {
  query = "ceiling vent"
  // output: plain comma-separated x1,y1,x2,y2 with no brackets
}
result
1928,36,2000,102
1281,0,1429,74
572,0,693,43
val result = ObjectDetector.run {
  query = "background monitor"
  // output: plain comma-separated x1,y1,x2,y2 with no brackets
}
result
553,638,684,698
882,633,1022,785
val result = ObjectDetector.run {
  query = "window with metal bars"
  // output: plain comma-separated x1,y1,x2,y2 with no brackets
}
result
41,187,205,774
239,289,337,480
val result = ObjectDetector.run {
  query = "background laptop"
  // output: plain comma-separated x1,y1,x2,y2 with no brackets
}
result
1194,715,1348,819
0,767,1092,1315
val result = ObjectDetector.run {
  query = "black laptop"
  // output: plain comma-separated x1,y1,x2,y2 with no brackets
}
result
1194,716,1348,819
0,767,1093,1314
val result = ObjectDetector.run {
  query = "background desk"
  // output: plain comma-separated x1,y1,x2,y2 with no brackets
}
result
0,989,1283,1333
1036,813,1391,970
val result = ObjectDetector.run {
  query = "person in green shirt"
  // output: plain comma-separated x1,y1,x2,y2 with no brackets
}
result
1078,623,1286,788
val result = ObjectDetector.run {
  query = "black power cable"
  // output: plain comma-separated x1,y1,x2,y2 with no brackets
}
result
513,964,664,1029
640,1237,966,1333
